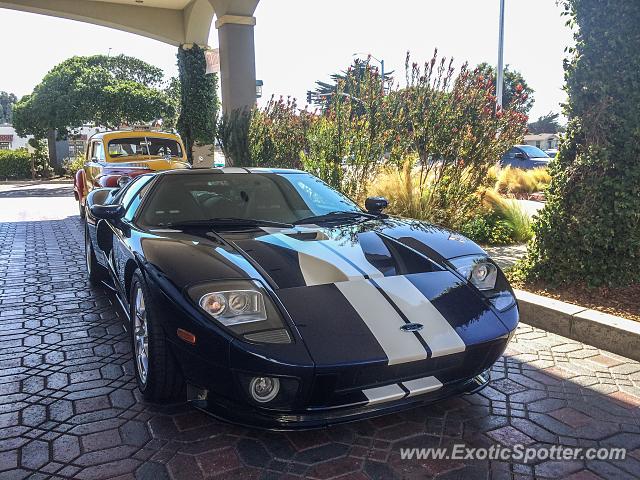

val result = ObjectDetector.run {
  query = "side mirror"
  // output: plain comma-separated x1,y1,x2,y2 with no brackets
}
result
365,196,388,214
89,204,125,220
117,176,132,188
514,152,526,160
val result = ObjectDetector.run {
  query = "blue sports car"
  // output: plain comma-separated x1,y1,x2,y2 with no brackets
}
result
84,168,518,429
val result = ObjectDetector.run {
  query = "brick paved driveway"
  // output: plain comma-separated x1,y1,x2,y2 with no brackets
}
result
1,183,639,480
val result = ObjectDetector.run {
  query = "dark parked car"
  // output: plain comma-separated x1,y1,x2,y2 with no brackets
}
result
84,168,518,429
500,145,551,169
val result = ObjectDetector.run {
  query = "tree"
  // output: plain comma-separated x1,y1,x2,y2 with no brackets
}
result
476,63,534,113
308,58,393,112
176,45,219,162
528,112,564,134
164,77,181,128
518,0,640,287
12,55,175,138
0,91,17,124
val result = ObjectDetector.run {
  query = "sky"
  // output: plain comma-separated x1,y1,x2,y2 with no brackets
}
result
0,0,574,122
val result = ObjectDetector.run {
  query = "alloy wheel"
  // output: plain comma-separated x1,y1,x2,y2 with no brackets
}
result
133,287,149,386
85,230,92,276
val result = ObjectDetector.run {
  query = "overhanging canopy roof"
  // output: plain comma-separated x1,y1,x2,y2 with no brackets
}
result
0,0,258,46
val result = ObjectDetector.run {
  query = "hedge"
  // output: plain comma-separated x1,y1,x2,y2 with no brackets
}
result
0,149,31,179
177,45,219,163
518,0,640,287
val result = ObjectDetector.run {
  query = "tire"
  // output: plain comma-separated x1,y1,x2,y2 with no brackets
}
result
130,270,184,403
85,226,107,285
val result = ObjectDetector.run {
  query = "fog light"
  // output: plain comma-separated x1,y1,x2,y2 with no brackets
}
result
249,376,280,403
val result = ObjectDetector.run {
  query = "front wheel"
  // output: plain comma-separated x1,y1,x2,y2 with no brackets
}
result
130,271,184,402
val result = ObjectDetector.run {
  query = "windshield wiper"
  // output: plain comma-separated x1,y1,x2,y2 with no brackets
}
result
293,211,378,225
161,217,293,229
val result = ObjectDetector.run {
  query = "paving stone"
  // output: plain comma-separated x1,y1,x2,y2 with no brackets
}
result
2,190,640,479
486,426,535,447
196,447,240,474
549,407,593,428
235,438,271,467
135,461,170,480
564,471,604,480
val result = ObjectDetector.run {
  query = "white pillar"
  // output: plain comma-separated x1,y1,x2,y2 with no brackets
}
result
215,14,257,114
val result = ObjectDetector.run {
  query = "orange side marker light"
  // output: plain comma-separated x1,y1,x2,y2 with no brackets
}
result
177,328,196,344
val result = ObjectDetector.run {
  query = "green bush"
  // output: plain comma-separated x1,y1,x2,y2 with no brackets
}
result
460,213,515,245
0,149,31,179
459,190,533,245
217,109,251,166
482,189,533,243
519,0,640,287
62,154,85,176
249,96,313,169
300,117,344,190
217,51,528,230
28,138,53,178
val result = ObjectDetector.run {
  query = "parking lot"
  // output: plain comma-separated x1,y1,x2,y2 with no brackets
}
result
1,182,639,480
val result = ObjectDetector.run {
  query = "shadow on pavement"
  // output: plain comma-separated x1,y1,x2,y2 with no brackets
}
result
0,185,75,198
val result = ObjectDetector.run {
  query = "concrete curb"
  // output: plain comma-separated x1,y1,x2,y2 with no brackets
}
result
515,289,640,361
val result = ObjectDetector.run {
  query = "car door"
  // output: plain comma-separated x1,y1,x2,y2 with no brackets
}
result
103,175,155,299
500,148,520,168
86,140,106,191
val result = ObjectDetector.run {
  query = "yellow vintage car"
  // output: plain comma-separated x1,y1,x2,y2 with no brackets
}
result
74,130,190,217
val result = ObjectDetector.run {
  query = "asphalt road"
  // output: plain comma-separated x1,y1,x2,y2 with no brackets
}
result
0,181,77,222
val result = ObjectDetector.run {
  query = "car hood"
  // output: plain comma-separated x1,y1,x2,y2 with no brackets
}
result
139,218,511,366
221,219,510,365
223,217,487,290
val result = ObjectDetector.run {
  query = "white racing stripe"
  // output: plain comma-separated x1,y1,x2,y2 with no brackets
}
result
259,233,382,286
362,376,443,405
298,252,351,286
363,384,406,405
318,239,384,280
373,276,466,358
402,376,443,397
336,279,429,365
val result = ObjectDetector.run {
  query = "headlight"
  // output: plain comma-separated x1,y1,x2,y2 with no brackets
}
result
450,255,515,312
450,255,498,291
188,280,291,343
199,290,267,326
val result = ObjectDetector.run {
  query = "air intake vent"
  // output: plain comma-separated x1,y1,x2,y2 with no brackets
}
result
244,329,291,344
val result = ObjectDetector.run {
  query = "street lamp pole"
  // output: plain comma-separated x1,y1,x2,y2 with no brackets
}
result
496,0,506,110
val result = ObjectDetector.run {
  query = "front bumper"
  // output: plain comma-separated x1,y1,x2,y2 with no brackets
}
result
188,370,491,430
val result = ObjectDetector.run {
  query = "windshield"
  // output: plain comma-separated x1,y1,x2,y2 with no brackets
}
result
519,146,550,158
107,136,183,159
138,172,362,227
